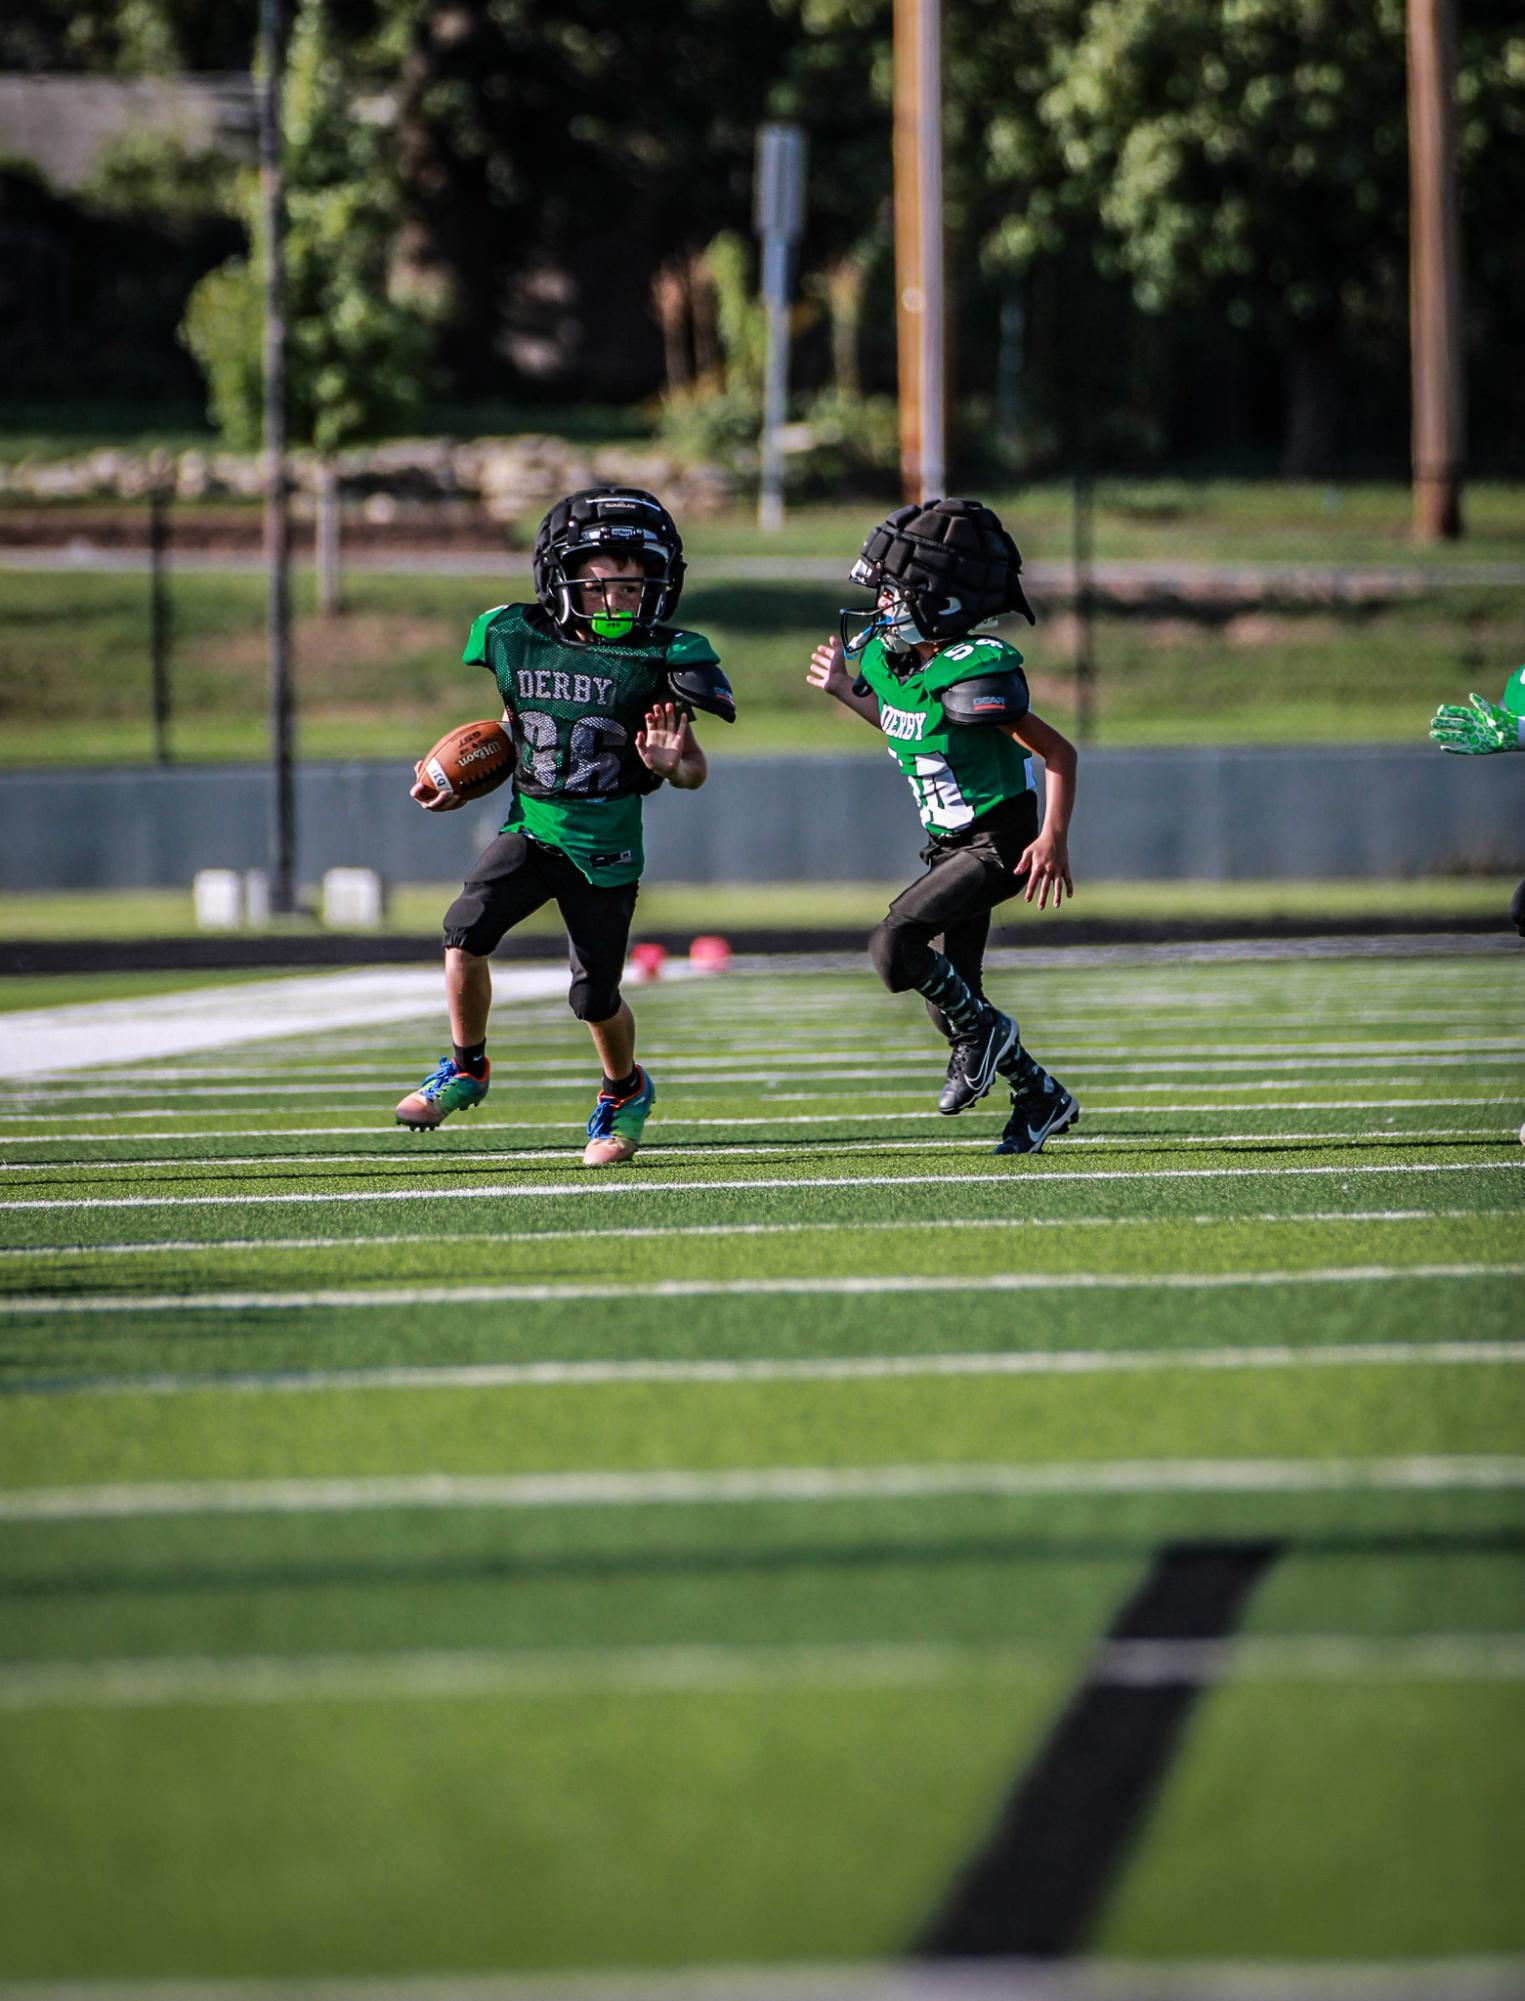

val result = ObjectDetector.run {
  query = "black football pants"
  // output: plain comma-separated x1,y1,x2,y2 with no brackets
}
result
443,830,638,1022
869,792,1040,1040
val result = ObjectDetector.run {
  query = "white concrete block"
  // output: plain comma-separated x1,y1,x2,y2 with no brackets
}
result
323,867,386,930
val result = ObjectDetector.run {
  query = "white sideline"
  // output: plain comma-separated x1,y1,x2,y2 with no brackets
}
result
1,1633,1522,1715
14,1341,1521,1401
0,967,611,1079
4,1158,1521,1214
3,1262,1521,1317
2,1456,1522,1523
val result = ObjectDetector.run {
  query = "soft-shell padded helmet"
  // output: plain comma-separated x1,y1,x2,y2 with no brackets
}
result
533,486,686,636
846,497,1036,649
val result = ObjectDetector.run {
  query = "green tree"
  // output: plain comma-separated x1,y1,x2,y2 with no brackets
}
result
1031,0,1524,470
180,0,435,452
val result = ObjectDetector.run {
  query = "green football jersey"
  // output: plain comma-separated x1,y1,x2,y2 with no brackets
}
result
855,632,1033,832
462,603,721,886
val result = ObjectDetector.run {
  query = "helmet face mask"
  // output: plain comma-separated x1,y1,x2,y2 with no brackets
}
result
534,488,686,641
839,578,941,666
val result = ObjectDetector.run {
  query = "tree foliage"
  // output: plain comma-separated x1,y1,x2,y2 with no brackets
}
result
179,0,435,451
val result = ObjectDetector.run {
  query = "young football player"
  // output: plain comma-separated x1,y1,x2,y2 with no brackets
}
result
397,485,734,1164
806,497,1079,1156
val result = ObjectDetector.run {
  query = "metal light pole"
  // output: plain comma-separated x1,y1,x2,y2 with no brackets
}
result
259,0,296,912
893,0,945,502
754,123,806,533
1407,0,1465,541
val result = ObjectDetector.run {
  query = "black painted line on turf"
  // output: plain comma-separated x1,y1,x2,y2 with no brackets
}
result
914,1536,1284,1961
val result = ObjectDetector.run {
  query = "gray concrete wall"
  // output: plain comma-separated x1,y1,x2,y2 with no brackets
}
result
2,747,1522,893
0,76,255,192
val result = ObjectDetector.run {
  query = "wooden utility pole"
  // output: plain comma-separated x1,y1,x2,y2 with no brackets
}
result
259,0,296,912
1407,0,1465,540
893,0,945,502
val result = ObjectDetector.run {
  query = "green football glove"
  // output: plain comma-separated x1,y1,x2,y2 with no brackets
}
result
1429,693,1518,754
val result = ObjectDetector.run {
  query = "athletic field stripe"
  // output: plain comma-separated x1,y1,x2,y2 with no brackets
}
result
8,1083,1513,1121
0,1129,1511,1179
0,1208,1508,1259
3,1456,1521,1522
1,1633,1521,1715
0,1958,1519,2001
9,1341,1519,1401
3,1263,1522,1316
1,1100,1516,1144
19,1035,1525,1075
5,1052,1523,1099
4,1159,1521,1214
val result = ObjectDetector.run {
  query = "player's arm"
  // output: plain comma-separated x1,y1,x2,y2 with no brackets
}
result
806,635,880,724
637,701,707,790
1430,694,1525,754
1003,709,1077,909
412,613,513,812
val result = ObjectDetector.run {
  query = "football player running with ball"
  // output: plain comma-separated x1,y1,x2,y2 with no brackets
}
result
398,486,734,1164
807,498,1079,1156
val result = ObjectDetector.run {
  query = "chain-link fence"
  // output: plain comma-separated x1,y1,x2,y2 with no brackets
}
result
3,465,1522,767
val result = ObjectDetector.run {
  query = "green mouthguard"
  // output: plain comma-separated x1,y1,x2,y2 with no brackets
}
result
590,610,636,640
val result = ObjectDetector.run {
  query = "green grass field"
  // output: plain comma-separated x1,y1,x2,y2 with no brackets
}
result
0,948,1522,1988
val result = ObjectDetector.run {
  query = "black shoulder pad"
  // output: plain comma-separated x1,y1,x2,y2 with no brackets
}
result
941,668,1030,727
667,659,736,723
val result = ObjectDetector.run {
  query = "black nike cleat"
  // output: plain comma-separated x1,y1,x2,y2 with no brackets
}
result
993,1069,1079,1156
937,1006,1018,1115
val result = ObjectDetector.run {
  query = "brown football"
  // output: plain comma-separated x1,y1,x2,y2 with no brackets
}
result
419,719,516,801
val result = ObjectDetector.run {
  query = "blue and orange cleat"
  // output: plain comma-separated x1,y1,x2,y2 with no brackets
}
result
395,1057,490,1130
582,1066,656,1166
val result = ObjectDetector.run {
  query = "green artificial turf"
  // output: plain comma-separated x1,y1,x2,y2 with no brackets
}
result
0,950,1521,1980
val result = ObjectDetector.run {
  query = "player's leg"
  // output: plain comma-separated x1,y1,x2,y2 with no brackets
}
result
395,833,553,1128
870,847,1017,1110
924,909,992,1039
553,870,652,1166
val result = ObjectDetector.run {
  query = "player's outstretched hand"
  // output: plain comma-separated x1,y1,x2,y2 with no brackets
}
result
636,701,691,777
1015,831,1074,911
410,762,467,811
807,636,852,700
1430,695,1517,755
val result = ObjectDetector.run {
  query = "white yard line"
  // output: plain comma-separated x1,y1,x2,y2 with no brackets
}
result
13,1341,1520,1401
0,1129,1511,1178
3,1455,1521,1522
0,1080,1501,1119
5,1052,1523,1097
0,1632,1521,1715
0,1100,1516,1145
0,967,677,1079
17,1035,1525,1079
1,1954,1520,2001
5,1263,1520,1317
0,1208,1507,1260
4,1158,1521,1214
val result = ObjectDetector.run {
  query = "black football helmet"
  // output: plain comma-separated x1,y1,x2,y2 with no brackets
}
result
839,497,1036,661
533,486,686,640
